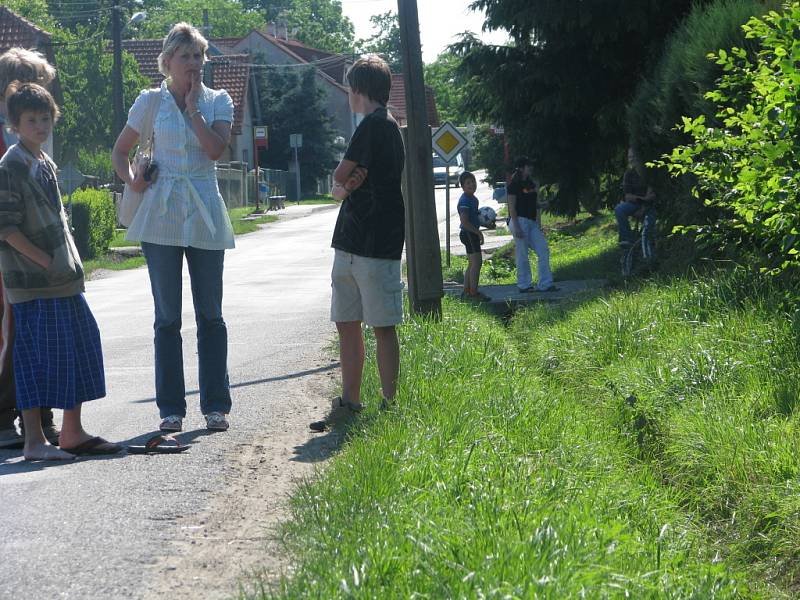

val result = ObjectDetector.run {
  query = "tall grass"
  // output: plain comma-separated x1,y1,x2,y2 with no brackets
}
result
250,213,798,598
262,304,750,598
512,269,800,590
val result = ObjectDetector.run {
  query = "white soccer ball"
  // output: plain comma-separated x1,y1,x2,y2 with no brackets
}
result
478,206,497,229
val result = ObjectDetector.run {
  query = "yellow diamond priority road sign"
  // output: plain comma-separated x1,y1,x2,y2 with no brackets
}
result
432,122,468,163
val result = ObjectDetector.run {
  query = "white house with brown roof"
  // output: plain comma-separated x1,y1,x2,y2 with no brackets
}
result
226,29,355,144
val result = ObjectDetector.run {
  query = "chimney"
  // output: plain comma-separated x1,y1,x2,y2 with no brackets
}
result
278,20,289,41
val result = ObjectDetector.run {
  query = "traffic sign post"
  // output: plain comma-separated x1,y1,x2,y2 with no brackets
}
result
432,122,468,267
290,133,303,202
253,126,268,211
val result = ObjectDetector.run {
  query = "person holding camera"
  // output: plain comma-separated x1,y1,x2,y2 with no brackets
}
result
112,22,235,433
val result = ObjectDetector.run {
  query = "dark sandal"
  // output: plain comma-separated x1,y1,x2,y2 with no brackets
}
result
61,436,122,456
127,434,189,454
309,420,328,433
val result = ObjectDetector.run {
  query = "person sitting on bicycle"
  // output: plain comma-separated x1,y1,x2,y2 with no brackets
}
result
615,147,656,248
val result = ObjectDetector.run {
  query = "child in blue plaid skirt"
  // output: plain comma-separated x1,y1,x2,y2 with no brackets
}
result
0,82,120,460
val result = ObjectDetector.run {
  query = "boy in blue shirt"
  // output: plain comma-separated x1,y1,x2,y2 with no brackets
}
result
457,171,489,301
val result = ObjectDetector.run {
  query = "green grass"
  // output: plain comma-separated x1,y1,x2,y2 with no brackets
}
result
228,207,279,235
109,229,140,248
83,255,146,275
293,194,337,205
251,211,800,598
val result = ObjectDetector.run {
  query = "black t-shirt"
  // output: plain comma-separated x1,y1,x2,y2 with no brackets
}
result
623,169,648,203
507,175,538,220
331,107,406,260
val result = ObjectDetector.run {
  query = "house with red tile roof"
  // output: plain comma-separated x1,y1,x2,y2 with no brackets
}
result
120,39,259,167
227,28,354,144
0,6,55,63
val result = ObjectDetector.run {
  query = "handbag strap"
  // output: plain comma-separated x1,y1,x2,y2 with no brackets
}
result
139,88,161,153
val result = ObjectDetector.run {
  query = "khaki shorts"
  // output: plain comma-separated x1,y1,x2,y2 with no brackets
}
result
330,250,404,327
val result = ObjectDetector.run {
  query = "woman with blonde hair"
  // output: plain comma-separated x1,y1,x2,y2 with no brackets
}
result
112,22,235,433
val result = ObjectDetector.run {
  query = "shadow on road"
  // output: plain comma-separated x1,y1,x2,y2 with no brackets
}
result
0,448,126,475
130,363,341,404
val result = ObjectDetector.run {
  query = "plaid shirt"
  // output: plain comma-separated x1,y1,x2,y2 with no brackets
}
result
0,144,84,304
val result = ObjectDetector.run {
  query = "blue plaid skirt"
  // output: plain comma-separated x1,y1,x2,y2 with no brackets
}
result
13,294,105,410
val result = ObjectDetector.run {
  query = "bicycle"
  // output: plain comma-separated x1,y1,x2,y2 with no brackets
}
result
620,213,656,278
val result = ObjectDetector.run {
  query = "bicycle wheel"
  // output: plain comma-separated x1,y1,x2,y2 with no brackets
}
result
621,242,641,277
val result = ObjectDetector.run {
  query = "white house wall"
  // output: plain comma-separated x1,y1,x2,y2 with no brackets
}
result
231,33,355,143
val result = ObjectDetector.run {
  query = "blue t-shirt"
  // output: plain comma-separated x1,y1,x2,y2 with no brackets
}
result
457,192,479,230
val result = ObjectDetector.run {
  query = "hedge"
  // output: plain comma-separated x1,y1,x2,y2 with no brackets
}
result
68,188,116,260
627,0,780,225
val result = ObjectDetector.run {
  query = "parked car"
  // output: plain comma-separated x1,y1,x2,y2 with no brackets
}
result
432,153,464,187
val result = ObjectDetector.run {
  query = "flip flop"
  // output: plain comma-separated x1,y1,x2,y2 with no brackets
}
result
61,436,123,456
127,434,190,455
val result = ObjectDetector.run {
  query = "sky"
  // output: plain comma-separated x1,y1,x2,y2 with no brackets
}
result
339,0,509,63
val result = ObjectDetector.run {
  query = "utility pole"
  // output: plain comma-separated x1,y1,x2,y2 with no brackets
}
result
111,0,124,140
397,0,443,317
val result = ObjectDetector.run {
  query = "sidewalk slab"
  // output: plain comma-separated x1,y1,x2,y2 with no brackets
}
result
443,279,608,314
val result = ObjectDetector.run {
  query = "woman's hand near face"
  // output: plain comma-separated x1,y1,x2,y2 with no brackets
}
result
186,71,202,112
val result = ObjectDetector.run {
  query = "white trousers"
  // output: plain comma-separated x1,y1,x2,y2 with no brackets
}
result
513,216,553,290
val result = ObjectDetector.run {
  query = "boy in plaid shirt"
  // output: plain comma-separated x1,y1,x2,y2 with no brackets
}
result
0,48,59,448
0,82,120,460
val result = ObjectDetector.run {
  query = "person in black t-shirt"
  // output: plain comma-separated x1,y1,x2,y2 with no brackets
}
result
312,55,405,431
507,156,557,293
615,147,656,247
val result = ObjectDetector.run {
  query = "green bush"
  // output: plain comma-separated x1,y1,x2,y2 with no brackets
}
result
661,2,800,274
628,0,778,226
69,188,116,260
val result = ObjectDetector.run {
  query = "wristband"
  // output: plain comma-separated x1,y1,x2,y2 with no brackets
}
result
187,109,202,120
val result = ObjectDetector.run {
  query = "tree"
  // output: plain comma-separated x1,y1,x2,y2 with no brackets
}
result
53,26,149,163
243,0,355,53
1,0,56,29
424,51,467,125
254,63,337,196
454,0,712,216
138,0,264,38
357,11,401,72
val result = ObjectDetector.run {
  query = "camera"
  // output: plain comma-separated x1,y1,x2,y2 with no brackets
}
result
143,161,159,183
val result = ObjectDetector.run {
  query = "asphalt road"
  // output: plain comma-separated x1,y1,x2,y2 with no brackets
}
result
0,205,340,599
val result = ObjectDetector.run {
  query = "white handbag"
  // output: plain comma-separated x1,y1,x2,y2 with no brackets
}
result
117,90,161,227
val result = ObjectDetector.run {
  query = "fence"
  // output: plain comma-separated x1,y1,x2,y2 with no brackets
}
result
216,161,249,209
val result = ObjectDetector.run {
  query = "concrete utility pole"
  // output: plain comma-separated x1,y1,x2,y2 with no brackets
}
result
397,0,443,317
202,9,210,38
111,0,124,139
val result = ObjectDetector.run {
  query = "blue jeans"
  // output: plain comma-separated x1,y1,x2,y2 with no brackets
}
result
615,201,656,245
142,243,231,418
513,216,554,290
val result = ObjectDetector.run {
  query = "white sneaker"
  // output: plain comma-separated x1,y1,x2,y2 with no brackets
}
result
159,415,183,432
205,412,229,431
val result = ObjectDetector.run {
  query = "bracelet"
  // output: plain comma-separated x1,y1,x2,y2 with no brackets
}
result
187,109,202,120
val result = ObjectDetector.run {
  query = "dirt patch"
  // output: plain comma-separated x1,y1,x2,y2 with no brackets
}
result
143,353,343,600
